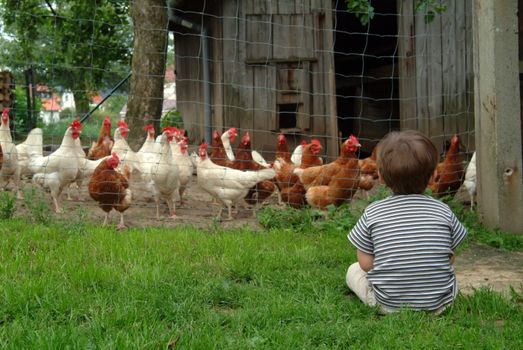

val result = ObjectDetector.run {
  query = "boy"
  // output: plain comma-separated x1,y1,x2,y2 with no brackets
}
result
347,130,467,313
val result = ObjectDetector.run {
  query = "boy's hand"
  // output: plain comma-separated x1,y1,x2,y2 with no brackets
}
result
450,251,456,265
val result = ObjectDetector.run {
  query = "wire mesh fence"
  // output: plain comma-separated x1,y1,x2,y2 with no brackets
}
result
0,0,476,228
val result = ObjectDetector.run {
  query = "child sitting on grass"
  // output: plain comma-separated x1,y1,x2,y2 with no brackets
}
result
347,130,468,314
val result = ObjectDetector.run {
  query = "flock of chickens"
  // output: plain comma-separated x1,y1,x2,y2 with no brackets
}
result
0,107,476,229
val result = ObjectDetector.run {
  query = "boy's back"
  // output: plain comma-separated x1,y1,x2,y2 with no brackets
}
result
349,194,467,311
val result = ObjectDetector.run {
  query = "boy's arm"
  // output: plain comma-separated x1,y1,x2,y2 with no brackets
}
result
357,249,374,272
450,250,455,265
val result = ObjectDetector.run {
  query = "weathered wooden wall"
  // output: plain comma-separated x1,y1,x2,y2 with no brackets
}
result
175,0,338,158
398,0,474,153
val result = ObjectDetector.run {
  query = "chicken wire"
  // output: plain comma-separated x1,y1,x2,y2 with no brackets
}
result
0,0,476,227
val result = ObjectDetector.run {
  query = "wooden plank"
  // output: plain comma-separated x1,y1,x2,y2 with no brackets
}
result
397,0,417,131
323,0,338,160
211,12,224,131
414,10,430,138
441,0,458,145
277,0,295,14
253,65,277,158
239,1,254,137
297,61,312,131
462,0,475,152
273,14,315,61
246,15,272,62
426,6,444,151
310,13,326,158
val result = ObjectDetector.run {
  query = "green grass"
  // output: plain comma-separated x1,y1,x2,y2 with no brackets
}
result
0,219,521,349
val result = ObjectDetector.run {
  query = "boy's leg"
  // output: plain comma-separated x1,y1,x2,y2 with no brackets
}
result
346,262,377,307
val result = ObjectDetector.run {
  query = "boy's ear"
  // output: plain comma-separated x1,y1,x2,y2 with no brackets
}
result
378,170,385,184
430,169,438,183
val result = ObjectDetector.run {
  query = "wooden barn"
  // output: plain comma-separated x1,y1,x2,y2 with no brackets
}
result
169,0,474,159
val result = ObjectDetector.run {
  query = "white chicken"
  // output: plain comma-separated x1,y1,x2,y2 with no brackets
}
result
463,152,476,211
29,120,83,213
0,108,20,197
137,123,157,160
290,140,314,166
149,127,180,219
196,143,276,220
111,120,142,176
16,127,43,178
170,133,193,205
221,127,238,161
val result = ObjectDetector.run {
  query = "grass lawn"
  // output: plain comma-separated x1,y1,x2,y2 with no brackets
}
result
0,215,522,349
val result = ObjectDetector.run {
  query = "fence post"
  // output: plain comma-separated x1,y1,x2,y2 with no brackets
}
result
473,0,523,234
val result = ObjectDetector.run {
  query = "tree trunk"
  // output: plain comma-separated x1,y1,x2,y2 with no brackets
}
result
126,0,168,150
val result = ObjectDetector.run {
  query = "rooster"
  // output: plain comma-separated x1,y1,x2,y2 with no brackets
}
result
87,116,114,160
274,139,323,208
88,152,132,229
294,135,361,190
0,108,20,197
29,120,83,213
428,135,464,196
233,132,276,209
196,143,276,220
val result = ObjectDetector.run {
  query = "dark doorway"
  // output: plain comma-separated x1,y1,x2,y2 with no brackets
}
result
333,0,400,156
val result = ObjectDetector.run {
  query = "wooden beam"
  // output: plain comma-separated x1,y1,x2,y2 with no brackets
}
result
473,0,523,234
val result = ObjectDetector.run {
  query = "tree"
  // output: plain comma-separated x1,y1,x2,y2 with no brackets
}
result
126,0,168,149
0,0,132,115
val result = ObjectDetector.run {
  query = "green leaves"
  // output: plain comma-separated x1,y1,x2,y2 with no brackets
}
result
345,0,375,26
415,0,448,24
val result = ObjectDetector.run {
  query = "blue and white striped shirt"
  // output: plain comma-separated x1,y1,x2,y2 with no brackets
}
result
348,194,468,311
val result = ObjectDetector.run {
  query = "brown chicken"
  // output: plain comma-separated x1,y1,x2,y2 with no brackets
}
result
275,133,292,163
210,129,234,167
305,157,360,208
233,132,276,205
358,145,378,191
295,135,361,190
428,134,464,196
88,152,132,229
87,116,114,160
274,139,323,208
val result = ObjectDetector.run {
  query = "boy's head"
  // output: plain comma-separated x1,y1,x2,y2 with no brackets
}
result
377,130,438,194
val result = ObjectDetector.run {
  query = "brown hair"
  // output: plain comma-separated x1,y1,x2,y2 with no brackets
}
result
377,130,438,194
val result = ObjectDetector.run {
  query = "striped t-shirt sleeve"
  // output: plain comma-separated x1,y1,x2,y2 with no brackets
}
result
348,213,374,254
450,212,468,250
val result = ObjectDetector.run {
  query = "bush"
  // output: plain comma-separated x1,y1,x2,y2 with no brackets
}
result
13,86,42,136
161,109,183,129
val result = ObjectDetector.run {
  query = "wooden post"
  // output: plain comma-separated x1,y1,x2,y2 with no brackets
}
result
473,0,523,233
324,0,339,159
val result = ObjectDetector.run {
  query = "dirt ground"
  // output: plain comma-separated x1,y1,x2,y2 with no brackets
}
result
18,175,523,296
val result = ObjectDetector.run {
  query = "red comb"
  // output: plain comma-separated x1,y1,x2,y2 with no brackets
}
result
311,139,322,146
300,140,307,146
242,132,250,142
200,142,209,148
2,108,9,115
277,134,285,141
70,120,82,129
117,120,128,129
144,123,154,131
228,127,237,134
104,116,111,122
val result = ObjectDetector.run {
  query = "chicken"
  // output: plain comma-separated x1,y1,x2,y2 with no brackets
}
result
232,132,276,208
305,152,360,209
294,135,361,191
137,123,156,160
29,120,83,213
290,140,312,166
275,133,292,163
87,116,114,160
221,127,238,161
358,145,378,192
170,135,193,205
463,152,476,210
111,121,142,176
196,142,276,220
0,108,20,197
274,140,323,208
88,152,132,229
210,129,234,167
428,134,464,196
146,127,180,219
16,127,43,178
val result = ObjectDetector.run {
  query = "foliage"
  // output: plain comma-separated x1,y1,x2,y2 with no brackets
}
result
346,0,447,26
258,204,358,233
59,107,75,120
0,0,132,113
161,109,184,130
0,191,17,220
0,222,521,348
13,86,42,135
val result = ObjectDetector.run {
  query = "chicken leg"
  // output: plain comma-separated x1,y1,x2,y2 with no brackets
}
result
117,212,126,230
